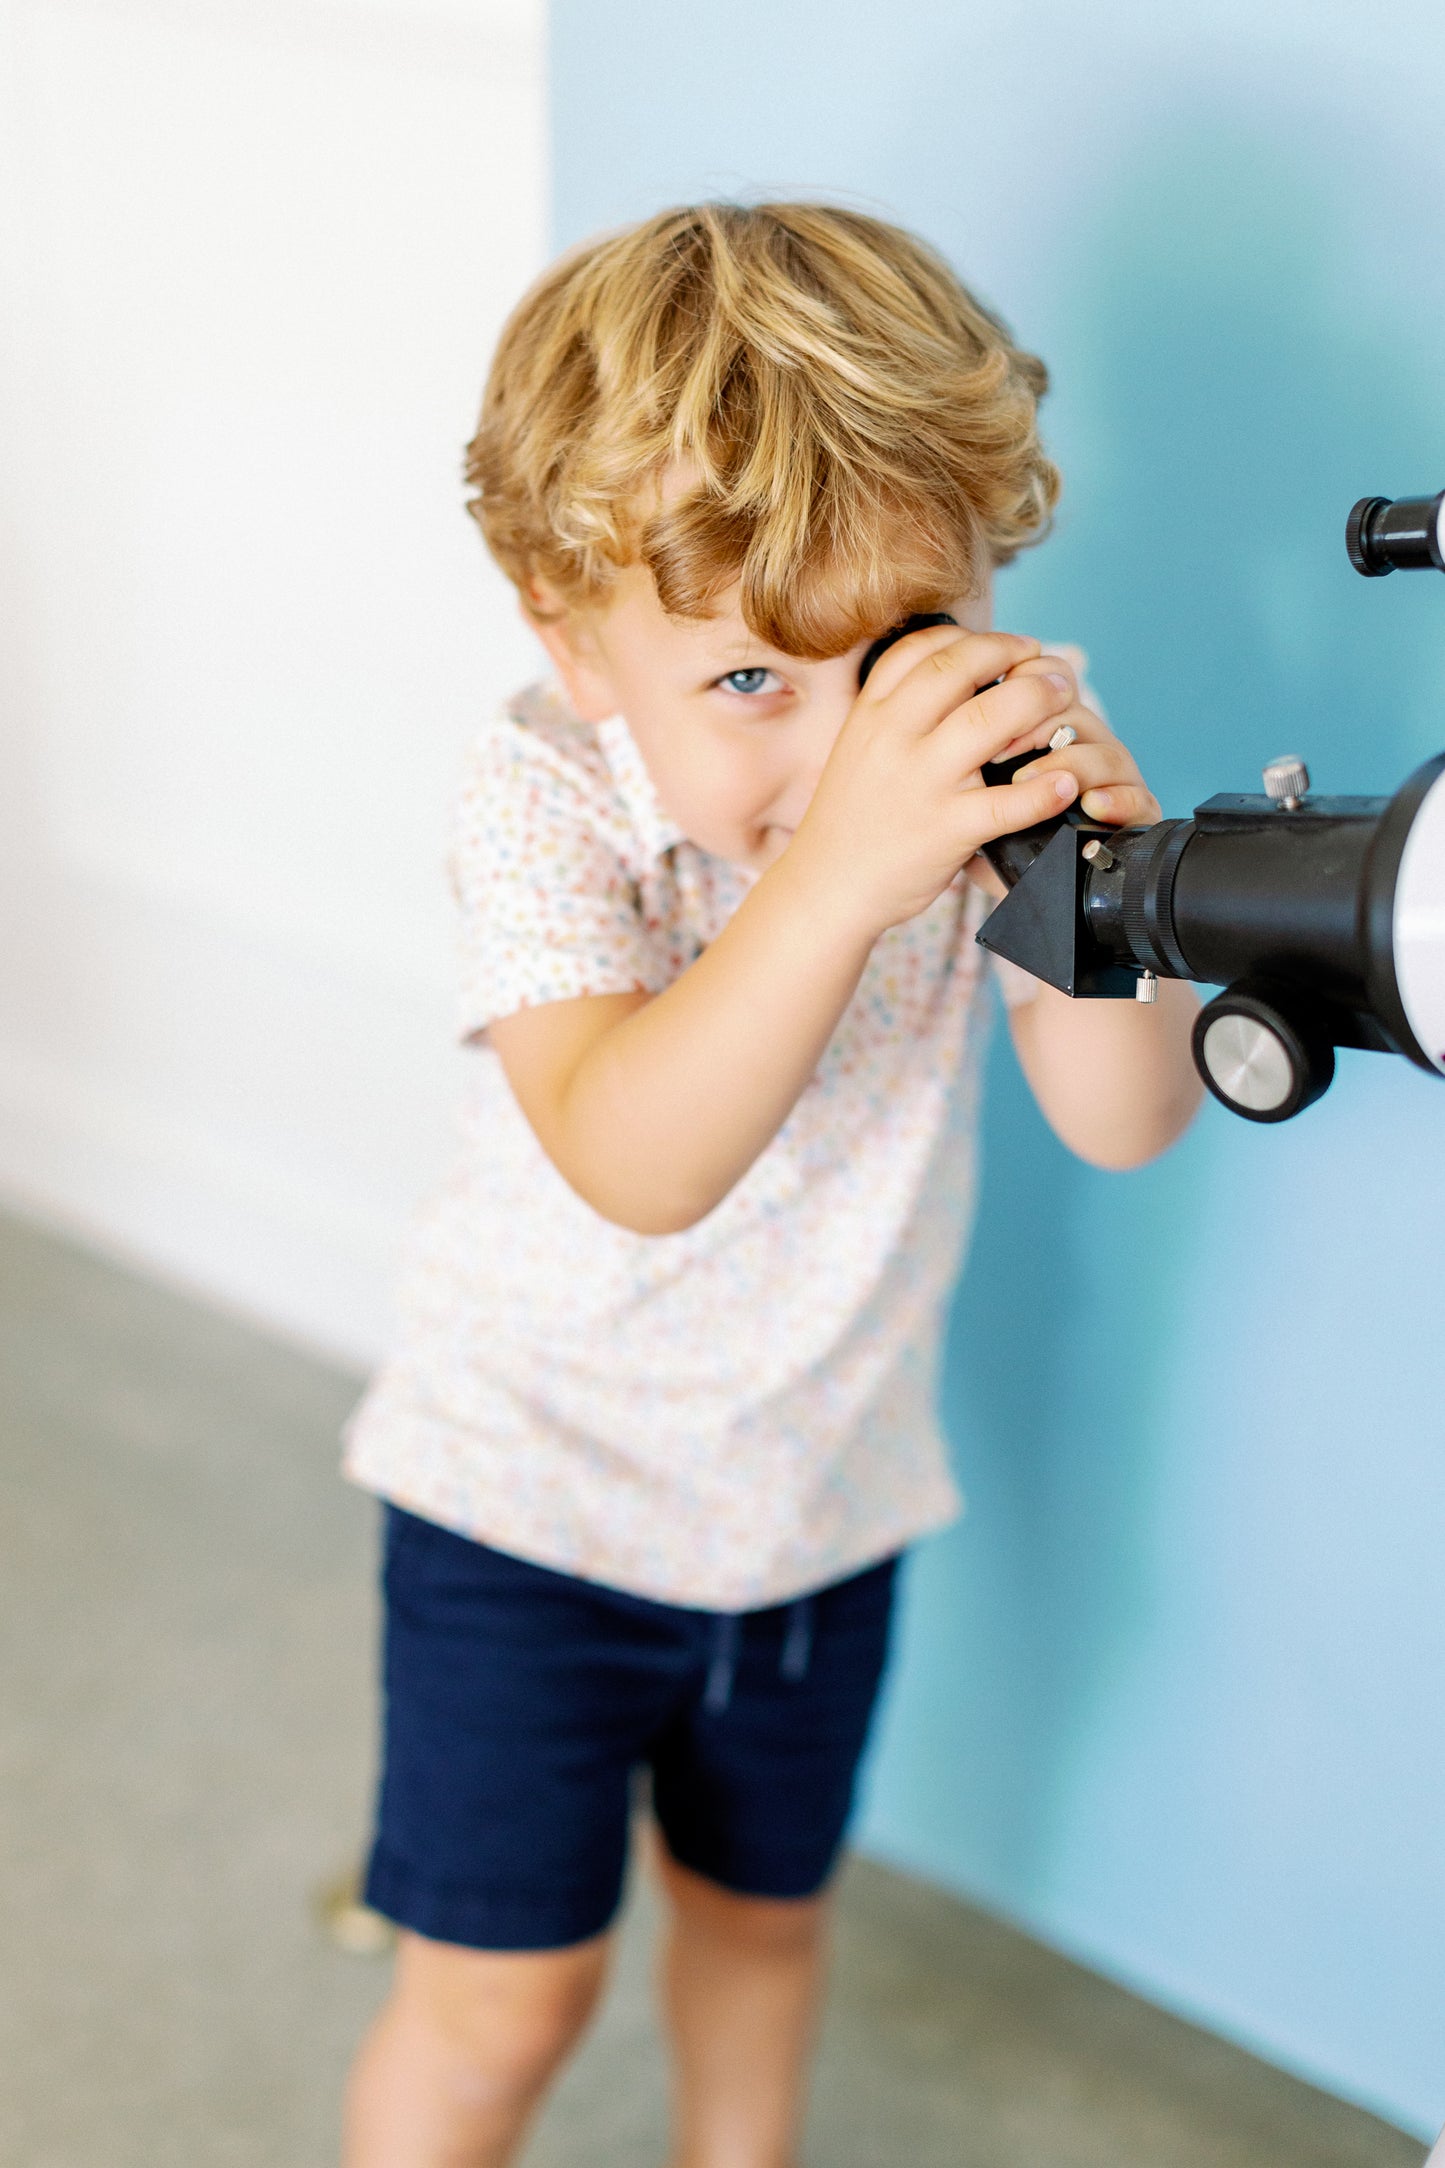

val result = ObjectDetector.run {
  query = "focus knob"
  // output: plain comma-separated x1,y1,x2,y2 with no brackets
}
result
1263,756,1310,811
1192,983,1335,1122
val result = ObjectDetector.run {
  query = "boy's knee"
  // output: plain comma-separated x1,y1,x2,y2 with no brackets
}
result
393,1928,609,2103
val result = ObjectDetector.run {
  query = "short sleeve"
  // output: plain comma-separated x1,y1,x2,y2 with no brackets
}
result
450,716,669,1040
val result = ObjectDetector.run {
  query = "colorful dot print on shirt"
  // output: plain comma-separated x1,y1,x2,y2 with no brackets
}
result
341,677,1041,1610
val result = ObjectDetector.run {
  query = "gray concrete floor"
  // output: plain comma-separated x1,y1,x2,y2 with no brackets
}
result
0,1208,1426,2168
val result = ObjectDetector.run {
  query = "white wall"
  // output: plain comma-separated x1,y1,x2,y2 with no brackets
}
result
0,0,547,1366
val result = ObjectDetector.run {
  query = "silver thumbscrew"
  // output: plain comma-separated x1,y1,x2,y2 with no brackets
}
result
1081,838,1116,870
1136,970,1159,1004
1263,756,1310,811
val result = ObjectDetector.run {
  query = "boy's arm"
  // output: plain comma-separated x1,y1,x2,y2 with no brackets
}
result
487,860,876,1234
490,630,1081,1235
1006,978,1203,1169
976,666,1204,1167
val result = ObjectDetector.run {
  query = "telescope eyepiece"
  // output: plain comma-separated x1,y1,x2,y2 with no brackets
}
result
1346,490,1445,576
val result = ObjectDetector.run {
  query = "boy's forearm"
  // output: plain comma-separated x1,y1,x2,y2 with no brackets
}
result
1008,975,1203,1169
554,857,877,1233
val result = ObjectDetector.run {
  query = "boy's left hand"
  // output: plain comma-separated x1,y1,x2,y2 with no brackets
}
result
987,647,1161,830
972,647,1202,1172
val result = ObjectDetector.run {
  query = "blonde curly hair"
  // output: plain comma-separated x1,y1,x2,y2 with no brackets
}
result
466,201,1059,659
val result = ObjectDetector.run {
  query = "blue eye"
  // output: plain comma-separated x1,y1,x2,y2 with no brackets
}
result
717,667,779,697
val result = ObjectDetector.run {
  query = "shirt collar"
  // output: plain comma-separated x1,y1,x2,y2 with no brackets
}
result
595,711,687,862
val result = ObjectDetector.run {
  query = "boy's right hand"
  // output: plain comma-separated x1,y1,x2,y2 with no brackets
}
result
490,623,1085,1235
784,625,1081,936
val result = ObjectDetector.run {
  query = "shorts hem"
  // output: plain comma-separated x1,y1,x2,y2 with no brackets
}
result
364,1843,623,1953
657,1830,843,1903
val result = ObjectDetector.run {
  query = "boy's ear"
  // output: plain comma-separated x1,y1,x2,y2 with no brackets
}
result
519,577,619,724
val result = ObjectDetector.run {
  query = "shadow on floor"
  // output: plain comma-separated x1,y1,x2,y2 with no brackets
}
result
0,1210,1425,2166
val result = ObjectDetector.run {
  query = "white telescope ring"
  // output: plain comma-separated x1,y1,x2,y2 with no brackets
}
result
1394,767,1445,1076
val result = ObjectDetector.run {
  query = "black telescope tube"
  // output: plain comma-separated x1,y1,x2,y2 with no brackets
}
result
1166,817,1379,1001
1080,804,1383,1003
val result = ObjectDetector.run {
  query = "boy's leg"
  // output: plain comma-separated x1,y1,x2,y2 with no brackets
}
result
655,1845,830,2168
342,1926,610,2168
351,1508,686,2161
647,1558,900,2168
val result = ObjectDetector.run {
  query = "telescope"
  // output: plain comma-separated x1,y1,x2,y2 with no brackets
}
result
860,490,1445,1123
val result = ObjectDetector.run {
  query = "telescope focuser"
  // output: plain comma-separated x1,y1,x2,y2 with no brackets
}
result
974,743,1445,1121
859,487,1445,1123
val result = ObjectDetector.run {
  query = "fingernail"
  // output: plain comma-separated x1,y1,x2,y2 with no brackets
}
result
1055,773,1077,802
1046,673,1072,695
1082,788,1111,814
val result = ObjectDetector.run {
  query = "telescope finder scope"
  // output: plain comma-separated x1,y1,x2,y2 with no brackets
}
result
1346,489,1445,576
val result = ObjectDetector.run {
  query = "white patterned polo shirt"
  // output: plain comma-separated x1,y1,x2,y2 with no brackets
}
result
341,677,1043,1610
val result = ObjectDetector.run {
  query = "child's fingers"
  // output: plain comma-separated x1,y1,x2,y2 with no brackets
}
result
989,651,1110,760
1013,739,1128,787
868,628,1041,723
937,669,1078,772
1011,740,1160,826
960,766,1079,848
1077,782,1161,826
988,704,1106,764
852,617,963,701
1004,651,1080,703
983,653,1083,758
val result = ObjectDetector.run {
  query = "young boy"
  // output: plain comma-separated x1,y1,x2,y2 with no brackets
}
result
340,202,1201,2167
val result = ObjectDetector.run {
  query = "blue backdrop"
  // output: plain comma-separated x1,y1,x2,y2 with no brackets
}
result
550,1,1445,2135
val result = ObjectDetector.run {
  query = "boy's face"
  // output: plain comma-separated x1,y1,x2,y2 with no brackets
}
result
531,562,992,875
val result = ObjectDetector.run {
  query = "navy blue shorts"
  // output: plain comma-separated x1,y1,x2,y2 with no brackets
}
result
364,1505,898,1951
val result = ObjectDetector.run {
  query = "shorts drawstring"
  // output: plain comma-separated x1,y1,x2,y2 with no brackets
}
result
703,1613,742,1712
780,1596,814,1683
703,1596,815,1713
